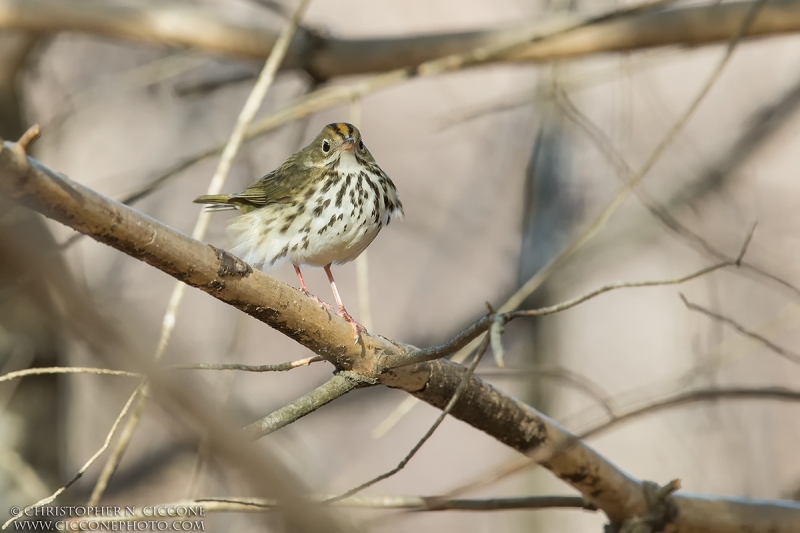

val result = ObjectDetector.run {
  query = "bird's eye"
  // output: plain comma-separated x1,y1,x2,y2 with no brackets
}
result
322,140,331,153
358,140,364,150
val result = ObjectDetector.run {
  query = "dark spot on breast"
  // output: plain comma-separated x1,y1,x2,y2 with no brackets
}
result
372,195,380,222
335,182,347,208
364,173,381,197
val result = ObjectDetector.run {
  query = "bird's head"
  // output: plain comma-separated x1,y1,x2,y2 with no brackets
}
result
303,123,375,168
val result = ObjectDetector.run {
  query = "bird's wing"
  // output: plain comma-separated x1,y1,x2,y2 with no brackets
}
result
229,155,303,207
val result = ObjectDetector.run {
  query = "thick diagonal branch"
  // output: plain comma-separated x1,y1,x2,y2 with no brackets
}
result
2,140,799,531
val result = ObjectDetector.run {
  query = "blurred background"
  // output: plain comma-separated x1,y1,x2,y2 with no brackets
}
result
2,0,800,531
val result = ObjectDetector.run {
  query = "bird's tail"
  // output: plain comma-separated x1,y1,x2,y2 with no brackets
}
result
193,194,237,212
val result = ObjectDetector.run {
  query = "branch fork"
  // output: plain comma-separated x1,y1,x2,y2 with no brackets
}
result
3,128,800,532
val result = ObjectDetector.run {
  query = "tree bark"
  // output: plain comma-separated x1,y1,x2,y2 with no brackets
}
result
2,139,800,531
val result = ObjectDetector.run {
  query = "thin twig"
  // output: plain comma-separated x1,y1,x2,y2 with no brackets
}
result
556,85,799,300
244,371,371,440
372,0,768,434
386,257,740,369
679,294,800,366
14,124,40,154
62,494,590,522
102,1,675,215
679,300,800,384
86,0,312,507
1,386,141,530
489,313,506,367
375,253,741,433
509,263,735,319
476,0,766,349
440,385,800,503
202,494,592,512
6,119,800,533
329,335,491,503
0,367,140,383
579,386,800,440
185,312,247,499
167,356,324,372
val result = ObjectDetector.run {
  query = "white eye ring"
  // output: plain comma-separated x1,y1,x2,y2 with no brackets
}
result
322,140,331,153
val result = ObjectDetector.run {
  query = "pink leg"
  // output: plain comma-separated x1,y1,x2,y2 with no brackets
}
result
294,265,331,310
324,264,367,339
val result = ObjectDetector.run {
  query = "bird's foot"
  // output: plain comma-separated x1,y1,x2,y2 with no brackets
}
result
301,288,335,313
338,307,367,343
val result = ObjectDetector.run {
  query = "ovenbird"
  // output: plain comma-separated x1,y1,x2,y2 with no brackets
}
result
194,123,403,337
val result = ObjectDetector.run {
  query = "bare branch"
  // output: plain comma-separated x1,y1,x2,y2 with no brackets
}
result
386,258,738,369
87,0,311,506
1,386,141,530
0,366,140,383
13,123,39,154
329,336,490,503
556,84,800,300
680,295,800,366
90,0,796,214
197,494,592,512
65,495,590,521
4,138,800,531
374,0,769,435
403,0,767,385
450,386,800,502
168,356,324,372
580,387,800,439
2,0,800,79
105,6,621,210
244,371,372,440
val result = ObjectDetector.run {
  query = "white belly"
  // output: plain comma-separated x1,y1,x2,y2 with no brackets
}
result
225,168,401,271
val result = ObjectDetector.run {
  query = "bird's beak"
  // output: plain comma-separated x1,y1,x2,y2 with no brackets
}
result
340,137,356,151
